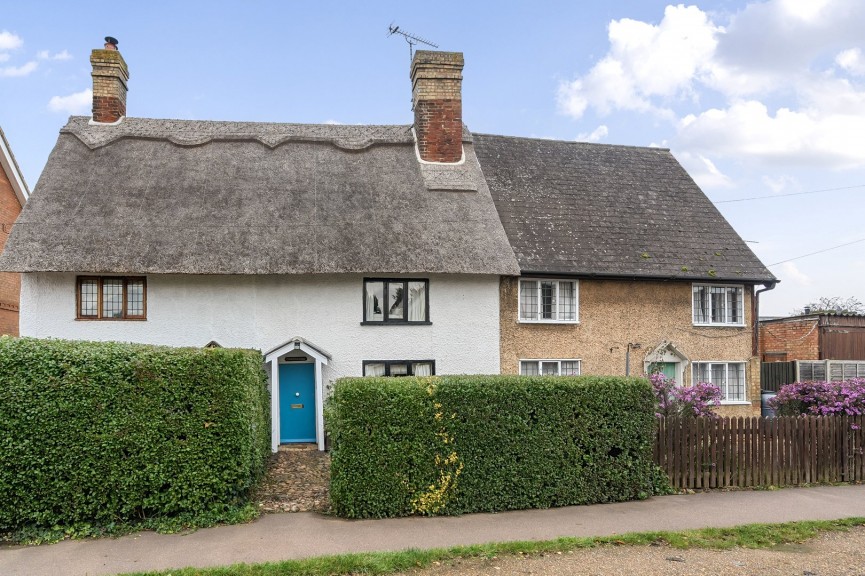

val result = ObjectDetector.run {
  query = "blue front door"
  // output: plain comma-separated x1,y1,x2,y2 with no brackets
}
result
279,363,316,443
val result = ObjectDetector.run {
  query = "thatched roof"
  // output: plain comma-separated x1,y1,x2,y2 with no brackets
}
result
0,117,520,275
473,134,776,283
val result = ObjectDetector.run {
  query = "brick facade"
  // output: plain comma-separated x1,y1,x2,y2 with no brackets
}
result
90,48,128,123
410,51,463,163
759,317,820,361
500,277,761,417
0,161,22,335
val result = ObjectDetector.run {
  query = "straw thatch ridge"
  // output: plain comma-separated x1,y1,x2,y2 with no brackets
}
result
0,118,518,276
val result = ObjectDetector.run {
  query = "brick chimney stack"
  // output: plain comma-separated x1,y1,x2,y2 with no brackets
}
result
90,36,129,124
410,51,464,163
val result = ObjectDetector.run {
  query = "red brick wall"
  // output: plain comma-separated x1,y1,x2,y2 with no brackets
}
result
0,164,22,336
760,318,820,361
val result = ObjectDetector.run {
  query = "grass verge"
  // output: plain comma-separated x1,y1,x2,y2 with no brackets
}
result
119,517,865,576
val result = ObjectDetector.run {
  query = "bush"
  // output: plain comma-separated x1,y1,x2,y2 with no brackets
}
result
650,372,721,418
769,378,865,416
327,375,655,518
0,337,270,533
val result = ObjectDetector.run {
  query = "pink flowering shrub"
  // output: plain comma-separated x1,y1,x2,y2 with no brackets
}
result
768,378,865,417
650,372,721,418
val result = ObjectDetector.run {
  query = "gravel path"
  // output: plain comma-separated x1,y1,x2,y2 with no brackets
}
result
255,447,330,513
404,527,865,576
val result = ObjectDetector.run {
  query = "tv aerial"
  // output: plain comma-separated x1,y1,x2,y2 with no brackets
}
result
387,23,438,60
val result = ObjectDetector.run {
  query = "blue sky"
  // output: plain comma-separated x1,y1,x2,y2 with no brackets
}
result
1,0,863,315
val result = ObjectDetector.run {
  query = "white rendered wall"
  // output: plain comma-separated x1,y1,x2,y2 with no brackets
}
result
20,273,502,383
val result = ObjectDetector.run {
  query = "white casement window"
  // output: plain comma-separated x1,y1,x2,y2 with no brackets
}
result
692,284,744,326
692,362,746,403
519,359,581,376
519,279,578,322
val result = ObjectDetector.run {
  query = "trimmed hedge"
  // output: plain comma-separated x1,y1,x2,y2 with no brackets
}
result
328,375,655,518
0,337,270,532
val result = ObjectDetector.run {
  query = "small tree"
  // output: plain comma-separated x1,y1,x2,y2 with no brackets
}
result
791,296,864,316
650,372,721,418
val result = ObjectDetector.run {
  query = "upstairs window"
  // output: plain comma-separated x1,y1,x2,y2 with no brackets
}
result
692,284,744,326
363,360,435,377
519,279,578,322
363,279,429,324
77,276,146,320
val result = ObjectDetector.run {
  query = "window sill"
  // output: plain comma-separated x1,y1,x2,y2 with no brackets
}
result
76,317,147,321
693,323,746,328
719,401,751,405
360,321,432,326
518,320,580,325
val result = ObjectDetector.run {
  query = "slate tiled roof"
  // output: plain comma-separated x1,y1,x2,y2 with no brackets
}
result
473,133,775,283
0,117,519,276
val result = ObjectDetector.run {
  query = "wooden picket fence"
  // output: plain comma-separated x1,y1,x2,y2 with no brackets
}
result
654,415,865,489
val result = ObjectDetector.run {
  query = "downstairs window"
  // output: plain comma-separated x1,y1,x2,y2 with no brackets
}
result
363,360,435,377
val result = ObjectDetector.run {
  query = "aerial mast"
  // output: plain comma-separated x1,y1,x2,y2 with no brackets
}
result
387,24,439,61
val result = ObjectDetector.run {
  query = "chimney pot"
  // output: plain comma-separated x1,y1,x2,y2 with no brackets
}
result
90,37,129,123
410,50,464,163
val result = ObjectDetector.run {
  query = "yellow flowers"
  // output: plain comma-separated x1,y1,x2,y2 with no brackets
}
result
411,387,463,515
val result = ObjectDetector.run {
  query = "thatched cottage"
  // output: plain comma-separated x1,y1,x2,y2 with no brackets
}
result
0,38,776,451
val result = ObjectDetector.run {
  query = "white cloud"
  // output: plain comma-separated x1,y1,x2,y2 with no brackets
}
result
0,61,38,77
678,100,865,169
323,119,342,125
559,1,865,170
781,261,812,286
836,48,865,76
761,175,798,193
48,88,92,114
0,31,23,51
778,0,832,23
37,49,72,61
675,151,733,189
558,4,719,120
0,53,8,63
576,125,608,142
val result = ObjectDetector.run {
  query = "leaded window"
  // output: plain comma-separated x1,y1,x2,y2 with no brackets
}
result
519,279,578,322
77,277,146,320
692,362,746,402
692,284,744,325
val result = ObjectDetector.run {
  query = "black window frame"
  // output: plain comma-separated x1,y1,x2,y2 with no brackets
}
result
361,278,431,325
362,360,436,377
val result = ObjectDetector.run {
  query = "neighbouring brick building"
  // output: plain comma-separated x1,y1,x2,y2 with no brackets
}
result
0,126,29,336
761,313,865,362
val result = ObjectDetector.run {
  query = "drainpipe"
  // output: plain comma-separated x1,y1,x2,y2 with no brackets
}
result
753,281,778,358
625,342,641,376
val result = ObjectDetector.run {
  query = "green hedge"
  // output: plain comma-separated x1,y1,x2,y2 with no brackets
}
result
328,375,655,518
0,337,270,532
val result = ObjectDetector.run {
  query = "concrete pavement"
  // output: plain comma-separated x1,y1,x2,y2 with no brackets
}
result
3,484,865,576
